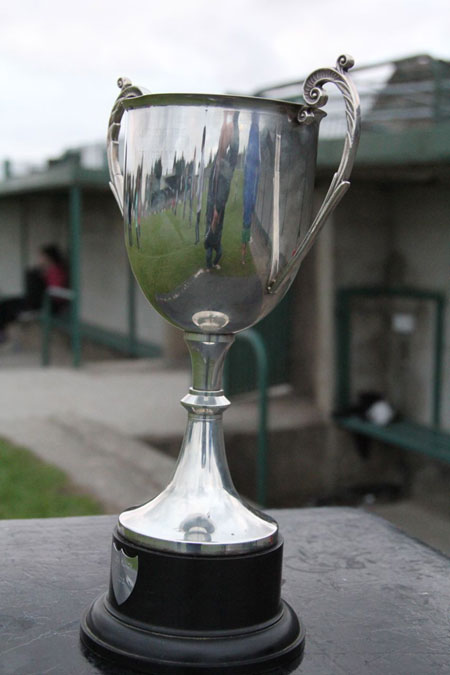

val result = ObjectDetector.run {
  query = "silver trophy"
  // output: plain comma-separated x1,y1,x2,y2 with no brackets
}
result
81,55,360,674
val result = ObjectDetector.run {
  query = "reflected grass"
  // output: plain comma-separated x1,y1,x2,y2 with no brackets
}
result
127,169,257,305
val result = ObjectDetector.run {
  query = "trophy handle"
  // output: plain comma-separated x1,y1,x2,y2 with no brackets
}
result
267,55,361,293
107,77,147,215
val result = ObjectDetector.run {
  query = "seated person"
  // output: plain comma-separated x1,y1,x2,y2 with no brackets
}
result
0,244,68,343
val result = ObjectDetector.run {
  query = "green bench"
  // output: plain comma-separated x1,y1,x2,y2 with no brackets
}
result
337,416,450,464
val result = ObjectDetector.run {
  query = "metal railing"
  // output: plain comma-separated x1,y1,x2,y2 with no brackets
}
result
234,329,269,506
255,56,450,138
41,286,79,367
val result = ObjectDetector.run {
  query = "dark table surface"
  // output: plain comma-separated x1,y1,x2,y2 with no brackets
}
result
1,508,449,675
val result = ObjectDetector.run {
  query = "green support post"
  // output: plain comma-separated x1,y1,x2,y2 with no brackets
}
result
235,329,269,506
19,202,29,292
433,296,444,428
3,159,11,179
431,59,444,124
128,265,137,356
41,292,51,366
69,186,82,367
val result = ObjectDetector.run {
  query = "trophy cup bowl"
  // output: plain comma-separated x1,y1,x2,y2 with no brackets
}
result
80,55,360,674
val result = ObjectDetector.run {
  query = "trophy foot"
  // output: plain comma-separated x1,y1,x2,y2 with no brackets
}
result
81,596,304,675
80,530,305,674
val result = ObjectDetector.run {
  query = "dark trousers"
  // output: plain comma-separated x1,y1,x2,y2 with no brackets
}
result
205,241,223,268
195,211,201,244
0,297,26,331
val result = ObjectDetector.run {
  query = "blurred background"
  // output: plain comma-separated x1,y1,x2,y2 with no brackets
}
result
0,1,449,553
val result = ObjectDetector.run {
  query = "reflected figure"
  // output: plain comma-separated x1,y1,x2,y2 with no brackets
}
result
204,111,239,269
242,112,261,264
188,149,196,227
151,156,163,213
195,126,206,244
126,173,134,246
134,159,143,248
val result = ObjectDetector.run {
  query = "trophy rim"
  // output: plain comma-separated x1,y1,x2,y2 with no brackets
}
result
121,91,326,119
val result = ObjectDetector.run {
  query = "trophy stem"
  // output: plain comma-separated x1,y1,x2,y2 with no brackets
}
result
175,332,237,512
184,331,234,391
116,331,278,555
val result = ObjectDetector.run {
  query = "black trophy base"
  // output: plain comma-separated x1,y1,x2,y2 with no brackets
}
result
81,594,304,674
80,531,305,674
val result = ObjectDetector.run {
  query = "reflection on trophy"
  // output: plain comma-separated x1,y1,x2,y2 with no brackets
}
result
80,55,360,673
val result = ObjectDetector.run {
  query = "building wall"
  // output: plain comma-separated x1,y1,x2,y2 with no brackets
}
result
334,185,392,414
289,188,336,412
391,184,450,427
81,192,129,334
0,199,22,296
290,178,449,430
290,183,392,412
78,192,165,346
26,194,68,267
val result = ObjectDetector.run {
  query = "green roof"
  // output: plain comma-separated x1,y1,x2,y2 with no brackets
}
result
0,162,109,197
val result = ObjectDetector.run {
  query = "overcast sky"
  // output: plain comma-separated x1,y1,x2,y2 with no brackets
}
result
2,0,449,163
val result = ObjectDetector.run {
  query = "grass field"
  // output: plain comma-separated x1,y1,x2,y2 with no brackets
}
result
0,437,103,519
127,167,257,305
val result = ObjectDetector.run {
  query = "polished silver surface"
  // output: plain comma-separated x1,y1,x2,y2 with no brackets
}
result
107,77,148,213
110,542,138,605
269,54,361,292
107,55,360,554
118,334,278,555
110,87,323,334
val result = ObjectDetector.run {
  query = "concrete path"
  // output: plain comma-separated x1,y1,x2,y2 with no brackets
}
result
2,415,175,513
0,360,189,438
0,358,322,437
0,358,320,512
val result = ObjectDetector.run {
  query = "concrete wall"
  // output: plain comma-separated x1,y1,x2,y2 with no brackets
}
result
290,184,392,413
333,185,392,409
391,184,450,426
81,193,127,333
290,179,449,430
0,199,22,296
333,184,392,288
290,188,336,413
82,192,164,345
84,193,166,345
26,194,68,267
